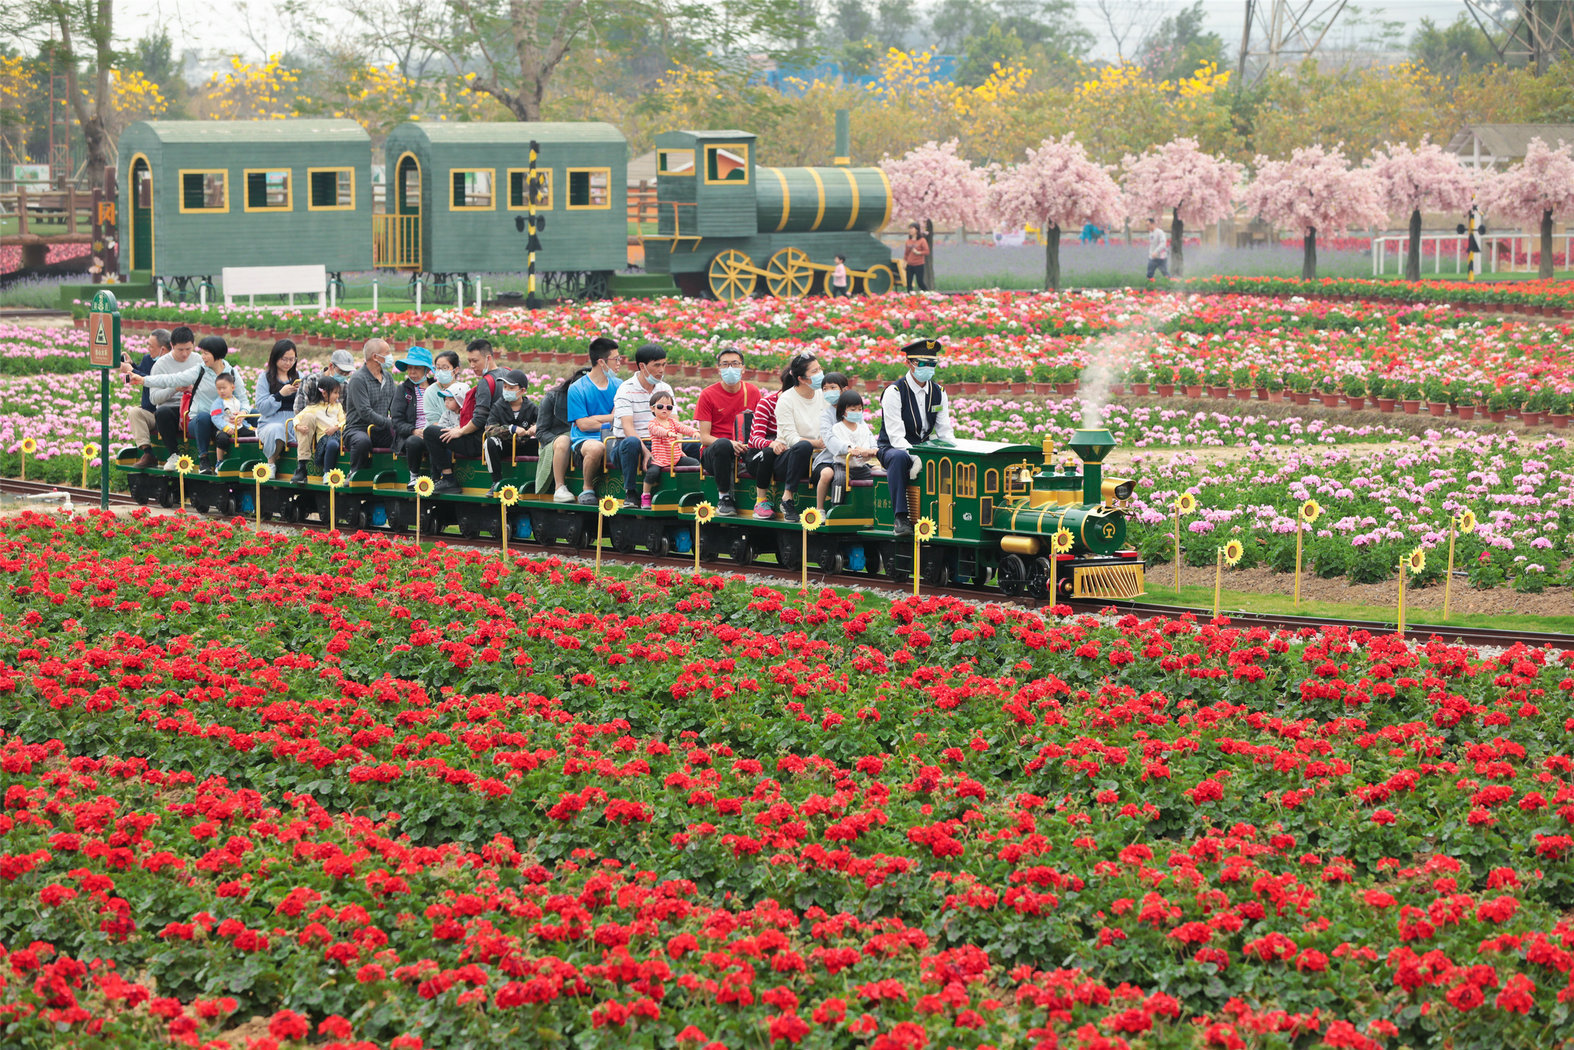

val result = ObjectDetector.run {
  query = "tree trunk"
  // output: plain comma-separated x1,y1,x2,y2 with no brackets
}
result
1303,226,1318,280
54,1,115,182
1170,207,1185,278
1540,208,1555,280
1044,223,1061,291
1405,208,1422,282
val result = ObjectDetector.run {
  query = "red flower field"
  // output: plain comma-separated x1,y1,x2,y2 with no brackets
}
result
1,509,1572,1049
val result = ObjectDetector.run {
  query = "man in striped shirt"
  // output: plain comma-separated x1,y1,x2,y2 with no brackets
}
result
609,343,675,508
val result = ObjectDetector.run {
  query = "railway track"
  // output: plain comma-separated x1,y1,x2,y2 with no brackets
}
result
4,479,1569,652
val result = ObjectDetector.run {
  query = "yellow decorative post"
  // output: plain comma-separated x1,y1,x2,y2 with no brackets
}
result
798,507,824,590
412,475,435,548
596,495,620,574
1216,539,1243,618
496,485,520,558
1173,492,1195,595
1050,527,1074,607
324,468,347,533
20,437,35,481
912,516,937,597
250,462,270,532
691,501,715,572
1443,508,1476,621
1296,499,1322,608
81,443,97,490
175,455,194,514
1399,546,1426,638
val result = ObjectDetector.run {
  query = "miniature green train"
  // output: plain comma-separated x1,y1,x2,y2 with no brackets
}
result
117,428,1145,600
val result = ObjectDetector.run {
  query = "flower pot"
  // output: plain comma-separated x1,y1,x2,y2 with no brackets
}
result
1402,399,1422,414
1551,413,1570,429
1456,404,1476,420
1232,388,1252,400
1056,382,1078,396
1255,387,1269,400
1109,384,1124,396
1209,385,1229,399
1488,410,1507,423
1521,411,1541,426
1185,385,1204,398
1156,384,1175,397
1267,390,1284,402
1376,397,1396,412
1291,392,1311,405
1427,402,1448,417
73,317,86,329
1132,383,1150,396
1348,395,1366,410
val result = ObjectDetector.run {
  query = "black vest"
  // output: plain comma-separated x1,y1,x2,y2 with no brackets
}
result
877,378,944,449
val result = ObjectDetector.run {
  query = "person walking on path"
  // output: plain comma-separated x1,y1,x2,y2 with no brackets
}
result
903,223,930,291
1146,218,1170,281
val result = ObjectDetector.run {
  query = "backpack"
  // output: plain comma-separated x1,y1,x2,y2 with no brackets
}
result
459,373,497,428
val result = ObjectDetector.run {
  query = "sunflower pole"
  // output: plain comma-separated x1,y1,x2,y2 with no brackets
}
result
325,469,347,534
1173,493,1194,596
692,502,715,572
1397,558,1406,639
1295,499,1321,609
912,517,937,598
251,462,270,533
81,443,95,490
1049,528,1073,610
596,496,620,575
175,455,194,515
20,438,34,481
497,486,519,559
413,476,434,548
798,507,825,594
1399,547,1425,639
1443,508,1475,621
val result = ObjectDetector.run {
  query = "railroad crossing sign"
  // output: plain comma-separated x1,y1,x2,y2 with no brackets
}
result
87,290,121,369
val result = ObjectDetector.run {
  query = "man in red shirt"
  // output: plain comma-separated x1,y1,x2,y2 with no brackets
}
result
694,346,761,517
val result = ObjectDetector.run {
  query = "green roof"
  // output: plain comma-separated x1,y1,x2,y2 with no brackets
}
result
395,121,625,145
127,120,369,143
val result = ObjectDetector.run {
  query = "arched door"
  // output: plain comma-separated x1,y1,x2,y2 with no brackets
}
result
396,153,422,269
938,458,954,538
130,156,153,272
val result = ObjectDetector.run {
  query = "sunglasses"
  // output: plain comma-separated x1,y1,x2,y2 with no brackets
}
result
652,404,673,411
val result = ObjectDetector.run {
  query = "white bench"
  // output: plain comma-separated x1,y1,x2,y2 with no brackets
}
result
222,264,328,310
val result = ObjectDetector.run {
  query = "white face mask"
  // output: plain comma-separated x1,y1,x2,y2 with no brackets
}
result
846,410,865,424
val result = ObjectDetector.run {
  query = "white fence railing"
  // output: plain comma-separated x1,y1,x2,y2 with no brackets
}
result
1372,232,1573,277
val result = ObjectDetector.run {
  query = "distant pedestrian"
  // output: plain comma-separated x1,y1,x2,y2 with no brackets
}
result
830,254,850,297
903,223,929,291
1146,218,1170,280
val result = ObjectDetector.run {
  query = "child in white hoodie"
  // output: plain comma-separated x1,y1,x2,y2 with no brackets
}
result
814,389,877,512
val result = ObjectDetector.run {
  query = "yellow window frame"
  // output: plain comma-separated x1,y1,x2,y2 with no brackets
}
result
242,168,293,213
704,143,751,184
565,167,611,210
657,148,695,176
507,168,553,210
307,167,356,211
178,168,230,214
449,167,496,211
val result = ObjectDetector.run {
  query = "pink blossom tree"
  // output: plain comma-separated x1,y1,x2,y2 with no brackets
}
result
987,134,1125,291
1366,141,1478,282
1478,138,1574,280
882,139,989,289
1239,145,1387,280
1121,138,1242,278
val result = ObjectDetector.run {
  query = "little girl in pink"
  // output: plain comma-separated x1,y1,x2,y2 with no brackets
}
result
642,391,699,508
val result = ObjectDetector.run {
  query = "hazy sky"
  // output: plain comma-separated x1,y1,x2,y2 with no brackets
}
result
116,0,1475,69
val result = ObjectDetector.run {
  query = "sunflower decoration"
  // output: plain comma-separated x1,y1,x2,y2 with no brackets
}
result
175,455,195,475
250,462,271,483
496,484,520,507
20,438,37,455
1222,539,1245,567
413,475,436,499
1455,508,1477,535
81,443,97,461
799,507,824,532
1051,527,1075,554
324,468,347,490
1299,498,1323,525
1404,546,1426,576
913,516,938,543
1175,492,1196,515
598,494,621,518
693,501,716,525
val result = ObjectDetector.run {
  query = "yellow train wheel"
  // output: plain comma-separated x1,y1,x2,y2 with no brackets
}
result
707,249,757,301
764,246,815,299
861,263,895,295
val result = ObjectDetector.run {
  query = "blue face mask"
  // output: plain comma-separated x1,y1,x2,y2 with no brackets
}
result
809,372,824,390
720,366,742,385
434,369,454,386
846,410,865,424
914,366,936,383
824,389,841,405
504,387,522,403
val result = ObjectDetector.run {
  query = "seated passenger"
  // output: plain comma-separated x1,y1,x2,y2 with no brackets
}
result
391,345,433,462
254,339,299,480
188,337,248,474
768,352,826,524
815,389,877,512
406,349,460,484
343,339,399,472
122,328,172,469
643,391,699,509
820,371,850,438
877,339,953,537
483,369,538,494
694,347,760,518
536,367,586,502
293,375,346,477
566,337,622,505
608,344,674,509
745,387,783,519
428,339,510,494
295,349,356,412
125,326,200,469
207,373,255,466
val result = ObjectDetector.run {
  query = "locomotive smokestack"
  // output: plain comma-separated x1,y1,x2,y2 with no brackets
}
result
834,110,850,165
1067,428,1115,505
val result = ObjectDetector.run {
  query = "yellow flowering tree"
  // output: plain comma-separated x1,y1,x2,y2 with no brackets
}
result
103,68,166,139
197,55,300,120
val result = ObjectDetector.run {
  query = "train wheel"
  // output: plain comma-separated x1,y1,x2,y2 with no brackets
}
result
998,554,1027,596
220,495,237,517
190,492,210,515
764,247,814,299
157,484,175,509
922,549,949,587
728,532,753,566
776,533,800,571
884,543,909,584
1027,556,1054,599
862,264,895,295
707,250,757,302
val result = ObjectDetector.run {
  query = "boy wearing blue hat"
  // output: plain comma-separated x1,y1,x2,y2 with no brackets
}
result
392,345,433,460
876,338,953,537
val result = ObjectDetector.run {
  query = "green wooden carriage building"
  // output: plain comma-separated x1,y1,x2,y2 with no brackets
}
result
644,129,897,300
377,122,628,299
117,120,372,294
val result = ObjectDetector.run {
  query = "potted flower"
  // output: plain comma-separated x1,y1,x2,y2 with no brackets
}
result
1453,381,1477,421
1052,363,1080,396
1179,366,1203,398
1341,373,1367,410
1287,372,1313,405
1152,363,1176,397
1400,381,1423,415
1549,392,1571,430
1264,373,1285,402
1423,377,1448,418
1128,365,1150,397
1230,365,1253,400
1486,388,1512,423
1205,368,1230,399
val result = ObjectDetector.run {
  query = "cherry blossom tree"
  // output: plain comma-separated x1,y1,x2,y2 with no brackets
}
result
1366,141,1478,282
882,139,990,289
1121,138,1242,278
1239,145,1387,280
1478,138,1574,280
987,134,1125,291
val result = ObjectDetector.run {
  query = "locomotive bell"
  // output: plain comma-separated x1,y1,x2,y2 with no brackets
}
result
1068,428,1116,506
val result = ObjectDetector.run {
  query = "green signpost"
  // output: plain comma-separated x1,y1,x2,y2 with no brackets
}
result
86,290,121,511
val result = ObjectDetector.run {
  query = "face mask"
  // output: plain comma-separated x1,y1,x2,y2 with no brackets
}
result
504,388,521,403
434,369,454,386
719,366,743,385
809,372,824,390
914,366,936,383
846,410,865,423
824,389,841,406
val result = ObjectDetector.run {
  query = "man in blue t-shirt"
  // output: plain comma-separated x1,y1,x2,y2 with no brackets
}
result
565,336,622,505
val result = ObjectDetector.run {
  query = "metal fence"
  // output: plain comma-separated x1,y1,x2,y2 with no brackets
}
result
1372,232,1573,276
